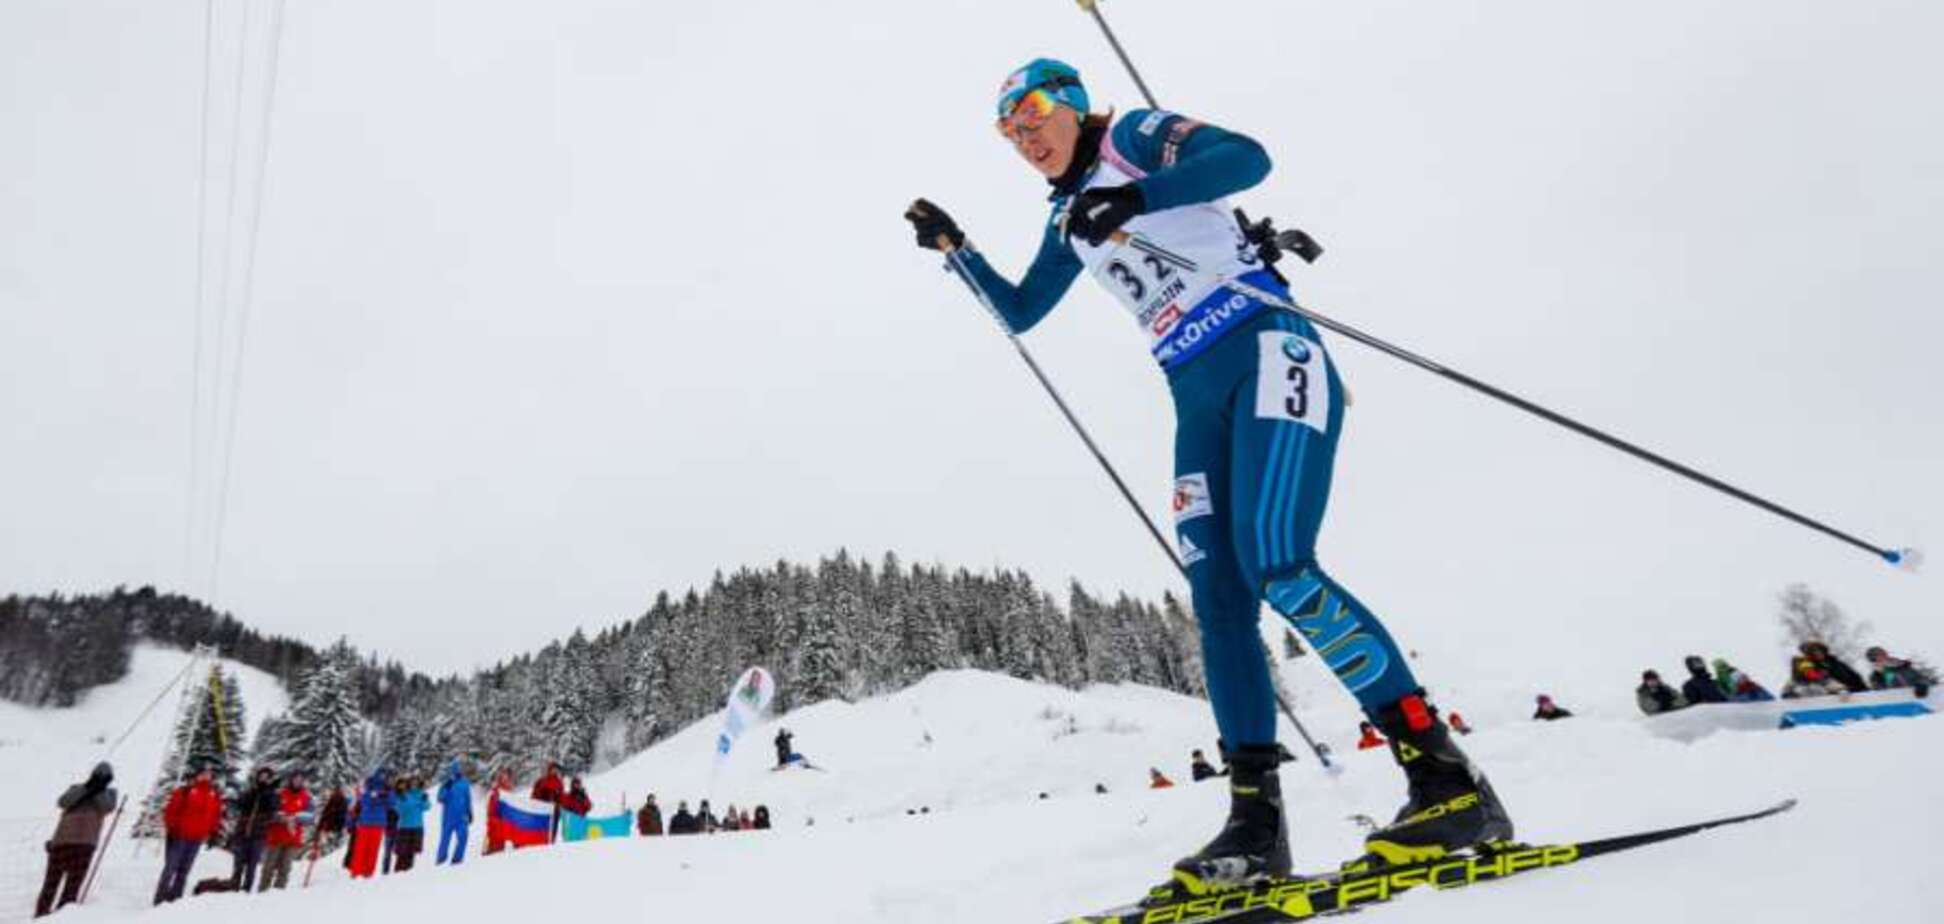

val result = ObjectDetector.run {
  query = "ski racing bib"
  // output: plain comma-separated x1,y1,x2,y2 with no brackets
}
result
1063,132,1269,370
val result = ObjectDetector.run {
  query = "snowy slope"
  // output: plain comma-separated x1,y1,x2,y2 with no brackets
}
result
20,661,1941,924
0,646,289,922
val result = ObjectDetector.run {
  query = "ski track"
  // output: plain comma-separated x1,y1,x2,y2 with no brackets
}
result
3,650,1939,923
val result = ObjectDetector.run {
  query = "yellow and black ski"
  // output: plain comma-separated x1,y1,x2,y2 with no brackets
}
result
1056,799,1796,924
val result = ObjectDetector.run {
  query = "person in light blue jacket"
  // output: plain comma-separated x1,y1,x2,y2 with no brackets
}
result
389,776,430,872
435,760,473,865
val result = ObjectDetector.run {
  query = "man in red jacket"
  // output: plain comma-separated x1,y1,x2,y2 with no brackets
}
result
529,763,565,841
154,766,223,905
258,771,313,890
560,777,592,818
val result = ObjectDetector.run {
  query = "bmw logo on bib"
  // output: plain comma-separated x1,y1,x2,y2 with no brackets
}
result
1281,335,1311,364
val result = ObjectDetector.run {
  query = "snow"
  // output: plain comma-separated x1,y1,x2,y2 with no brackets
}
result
5,651,1940,923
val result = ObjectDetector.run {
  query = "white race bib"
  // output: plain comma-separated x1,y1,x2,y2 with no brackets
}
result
1255,331,1331,433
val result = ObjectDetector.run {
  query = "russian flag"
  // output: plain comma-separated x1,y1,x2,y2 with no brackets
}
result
492,793,554,847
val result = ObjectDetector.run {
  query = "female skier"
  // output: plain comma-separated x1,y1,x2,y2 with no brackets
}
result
904,59,1511,894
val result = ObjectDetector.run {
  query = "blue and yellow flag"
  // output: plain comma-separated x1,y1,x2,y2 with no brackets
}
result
559,809,633,842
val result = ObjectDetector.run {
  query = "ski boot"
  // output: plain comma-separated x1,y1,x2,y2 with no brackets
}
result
1165,744,1293,898
1351,693,1514,871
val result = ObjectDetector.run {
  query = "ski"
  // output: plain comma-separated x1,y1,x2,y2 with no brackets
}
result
1055,799,1797,924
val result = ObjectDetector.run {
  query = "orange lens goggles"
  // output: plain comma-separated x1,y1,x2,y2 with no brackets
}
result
996,88,1062,142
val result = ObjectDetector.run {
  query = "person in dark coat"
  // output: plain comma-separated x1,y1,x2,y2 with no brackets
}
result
668,801,698,835
697,799,719,833
636,795,664,836
1865,646,1936,695
1188,749,1222,782
1798,642,1868,693
1636,669,1686,715
229,766,279,891
1680,656,1728,705
752,805,771,830
775,728,795,768
561,777,593,818
1532,694,1573,720
38,762,117,918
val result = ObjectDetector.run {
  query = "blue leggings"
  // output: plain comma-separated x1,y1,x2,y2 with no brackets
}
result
1169,299,1417,748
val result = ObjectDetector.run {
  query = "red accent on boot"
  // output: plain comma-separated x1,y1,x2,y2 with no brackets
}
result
1399,694,1434,732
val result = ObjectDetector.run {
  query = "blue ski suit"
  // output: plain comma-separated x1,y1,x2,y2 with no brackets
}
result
435,761,472,865
957,110,1418,747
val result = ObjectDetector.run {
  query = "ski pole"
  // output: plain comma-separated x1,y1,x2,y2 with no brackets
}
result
1103,226,1919,570
1075,0,1160,109
78,795,128,904
940,244,1337,771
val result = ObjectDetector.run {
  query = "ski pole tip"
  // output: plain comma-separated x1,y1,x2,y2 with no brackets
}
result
1886,547,1923,573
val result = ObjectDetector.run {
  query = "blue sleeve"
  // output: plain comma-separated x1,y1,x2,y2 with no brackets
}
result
954,218,1083,334
1110,109,1272,211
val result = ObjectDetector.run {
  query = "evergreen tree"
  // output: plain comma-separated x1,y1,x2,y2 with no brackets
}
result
136,664,249,838
256,642,366,791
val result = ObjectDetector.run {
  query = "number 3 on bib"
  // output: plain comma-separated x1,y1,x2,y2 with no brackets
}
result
1255,331,1332,433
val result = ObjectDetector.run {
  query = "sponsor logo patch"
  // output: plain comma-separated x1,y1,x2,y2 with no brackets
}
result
1172,472,1213,523
1178,532,1207,566
1138,110,1171,136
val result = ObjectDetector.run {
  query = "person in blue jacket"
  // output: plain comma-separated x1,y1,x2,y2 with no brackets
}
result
389,776,430,872
905,59,1512,893
435,760,473,865
347,770,393,878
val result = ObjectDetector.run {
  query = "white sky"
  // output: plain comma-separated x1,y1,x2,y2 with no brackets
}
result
4,0,1939,700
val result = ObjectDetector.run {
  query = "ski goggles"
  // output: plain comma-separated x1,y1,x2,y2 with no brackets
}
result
996,77,1082,143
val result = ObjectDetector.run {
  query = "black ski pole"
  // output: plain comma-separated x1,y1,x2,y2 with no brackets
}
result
1076,0,1160,109
940,245,1338,771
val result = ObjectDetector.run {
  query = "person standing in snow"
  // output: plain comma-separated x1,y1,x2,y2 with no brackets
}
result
668,801,698,835
561,777,593,819
1149,768,1176,789
1680,656,1728,705
906,57,1511,889
1864,646,1936,695
1189,749,1222,782
775,728,795,768
1531,695,1572,721
697,799,719,833
390,776,429,872
347,771,393,879
435,761,473,865
37,761,116,917
1636,670,1686,715
229,766,279,891
1711,659,1774,702
1797,642,1868,693
753,805,772,830
154,765,223,904
484,769,513,855
257,770,313,891
636,795,663,836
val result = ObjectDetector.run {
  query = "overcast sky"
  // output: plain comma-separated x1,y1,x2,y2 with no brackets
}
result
4,0,1939,702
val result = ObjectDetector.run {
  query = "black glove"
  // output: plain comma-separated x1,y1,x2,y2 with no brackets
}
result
904,198,964,251
1065,184,1145,246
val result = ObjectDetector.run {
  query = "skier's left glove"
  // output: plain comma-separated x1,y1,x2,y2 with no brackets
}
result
904,198,965,251
1065,184,1145,246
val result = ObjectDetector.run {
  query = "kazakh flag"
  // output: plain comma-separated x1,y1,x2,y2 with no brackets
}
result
560,808,633,842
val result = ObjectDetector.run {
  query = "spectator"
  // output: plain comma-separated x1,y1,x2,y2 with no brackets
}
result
1532,695,1572,721
1447,711,1476,734
435,761,472,866
230,765,279,891
1356,721,1387,750
257,770,313,891
1636,669,1686,715
753,805,772,830
1189,749,1222,781
529,762,565,805
391,776,429,872
669,801,698,835
1149,768,1175,789
637,795,663,836
1799,641,1868,693
775,728,795,768
722,803,742,831
561,777,593,818
1864,646,1936,696
154,765,223,905
1711,659,1774,702
1782,657,1849,699
1681,656,1728,705
483,770,513,855
698,799,719,833
1093,782,1109,795
37,761,117,918
739,808,755,829
347,771,393,879
318,786,348,862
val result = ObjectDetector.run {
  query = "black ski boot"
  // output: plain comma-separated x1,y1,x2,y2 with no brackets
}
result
1354,693,1514,870
1168,744,1293,896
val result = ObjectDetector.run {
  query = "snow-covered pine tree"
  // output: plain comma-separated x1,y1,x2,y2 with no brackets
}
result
136,664,249,838
256,642,365,792
794,593,849,705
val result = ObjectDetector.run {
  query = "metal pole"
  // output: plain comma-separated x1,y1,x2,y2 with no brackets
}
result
1076,0,1160,109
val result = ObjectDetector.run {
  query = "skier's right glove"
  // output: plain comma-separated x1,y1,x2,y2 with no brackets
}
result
904,198,965,252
